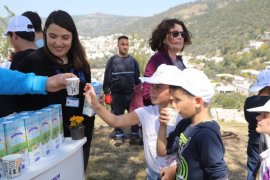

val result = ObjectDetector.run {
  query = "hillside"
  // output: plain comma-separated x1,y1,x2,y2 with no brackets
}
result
1,0,269,57
73,13,143,36
73,0,270,56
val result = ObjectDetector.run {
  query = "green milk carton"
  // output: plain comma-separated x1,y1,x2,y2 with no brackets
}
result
42,107,59,151
3,117,29,169
50,104,64,144
34,110,51,157
22,114,42,164
0,119,6,179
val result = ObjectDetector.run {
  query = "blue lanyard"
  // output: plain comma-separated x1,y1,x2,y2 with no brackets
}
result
55,68,86,83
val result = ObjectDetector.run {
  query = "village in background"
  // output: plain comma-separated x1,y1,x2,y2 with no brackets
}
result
1,0,270,123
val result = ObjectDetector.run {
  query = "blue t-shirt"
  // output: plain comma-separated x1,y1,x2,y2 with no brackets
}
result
167,119,228,180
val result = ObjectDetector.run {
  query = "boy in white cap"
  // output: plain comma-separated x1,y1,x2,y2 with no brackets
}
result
247,99,270,180
84,64,183,179
244,69,270,180
157,68,228,180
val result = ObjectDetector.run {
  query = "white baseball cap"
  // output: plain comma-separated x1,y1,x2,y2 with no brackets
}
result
4,15,35,36
172,68,215,103
139,64,182,85
247,99,270,112
250,69,270,94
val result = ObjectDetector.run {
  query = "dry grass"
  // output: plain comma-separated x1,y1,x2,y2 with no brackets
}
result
86,117,248,180
220,121,248,180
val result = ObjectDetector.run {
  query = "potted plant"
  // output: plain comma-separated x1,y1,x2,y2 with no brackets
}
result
69,115,85,140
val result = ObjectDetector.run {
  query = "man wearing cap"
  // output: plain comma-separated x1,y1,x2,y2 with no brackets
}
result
247,98,270,179
4,15,37,69
244,69,270,180
0,15,37,117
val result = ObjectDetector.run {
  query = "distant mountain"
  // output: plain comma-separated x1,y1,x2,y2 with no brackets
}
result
1,0,268,56
73,13,143,36
73,0,270,56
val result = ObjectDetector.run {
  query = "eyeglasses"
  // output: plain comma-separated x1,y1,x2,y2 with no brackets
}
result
169,31,186,38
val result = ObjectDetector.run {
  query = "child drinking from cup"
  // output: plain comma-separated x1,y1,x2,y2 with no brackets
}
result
157,68,228,180
84,64,183,179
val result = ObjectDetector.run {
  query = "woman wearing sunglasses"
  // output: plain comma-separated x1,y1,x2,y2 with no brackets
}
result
142,18,192,105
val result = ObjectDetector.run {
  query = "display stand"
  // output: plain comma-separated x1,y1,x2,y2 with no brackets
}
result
15,137,86,180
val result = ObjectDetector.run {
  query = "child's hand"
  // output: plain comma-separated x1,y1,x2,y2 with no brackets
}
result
159,108,170,126
160,165,177,180
84,83,98,107
99,93,105,105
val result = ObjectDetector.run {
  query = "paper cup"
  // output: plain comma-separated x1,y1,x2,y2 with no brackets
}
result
2,154,23,179
66,77,80,96
165,108,178,126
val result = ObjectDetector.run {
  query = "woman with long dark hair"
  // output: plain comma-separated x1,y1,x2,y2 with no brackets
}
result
17,10,94,171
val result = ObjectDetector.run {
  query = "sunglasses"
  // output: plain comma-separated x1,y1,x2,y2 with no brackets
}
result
169,31,186,38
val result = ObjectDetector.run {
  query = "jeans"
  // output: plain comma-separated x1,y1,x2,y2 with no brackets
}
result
247,143,260,180
147,167,160,180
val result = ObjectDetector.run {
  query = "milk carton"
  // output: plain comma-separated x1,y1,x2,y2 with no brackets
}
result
0,119,6,178
83,81,102,117
46,106,61,149
34,110,51,156
22,114,42,164
42,108,58,151
50,104,64,144
2,117,29,169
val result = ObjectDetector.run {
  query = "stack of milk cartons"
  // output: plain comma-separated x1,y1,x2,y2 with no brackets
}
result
42,107,60,151
0,118,7,178
2,115,30,170
34,110,52,157
49,104,64,144
20,112,42,164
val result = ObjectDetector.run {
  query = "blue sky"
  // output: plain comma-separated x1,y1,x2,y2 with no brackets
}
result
0,0,194,18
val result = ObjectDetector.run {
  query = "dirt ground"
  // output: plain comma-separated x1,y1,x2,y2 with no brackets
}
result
86,117,248,180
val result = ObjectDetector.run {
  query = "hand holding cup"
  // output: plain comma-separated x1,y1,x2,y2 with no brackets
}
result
66,77,80,95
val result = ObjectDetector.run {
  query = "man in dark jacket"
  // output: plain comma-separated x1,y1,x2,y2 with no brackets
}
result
103,35,141,146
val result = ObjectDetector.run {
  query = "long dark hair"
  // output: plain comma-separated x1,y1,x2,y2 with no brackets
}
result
149,18,192,52
43,10,90,74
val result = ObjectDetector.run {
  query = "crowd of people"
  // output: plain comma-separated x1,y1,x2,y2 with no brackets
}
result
1,9,269,180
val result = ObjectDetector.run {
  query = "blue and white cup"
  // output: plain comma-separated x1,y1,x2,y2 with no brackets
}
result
2,154,23,179
66,77,80,96
165,108,178,126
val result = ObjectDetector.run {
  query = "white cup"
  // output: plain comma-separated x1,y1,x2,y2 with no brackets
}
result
165,108,178,126
2,154,23,179
66,77,80,96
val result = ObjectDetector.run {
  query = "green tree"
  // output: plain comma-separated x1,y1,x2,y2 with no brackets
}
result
211,92,246,110
0,6,14,62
